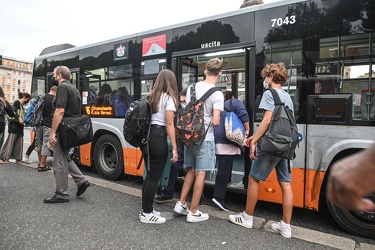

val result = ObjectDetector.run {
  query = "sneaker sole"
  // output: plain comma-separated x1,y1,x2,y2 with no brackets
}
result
187,216,209,223
212,198,229,211
140,218,166,224
154,198,173,204
229,217,253,229
271,224,292,238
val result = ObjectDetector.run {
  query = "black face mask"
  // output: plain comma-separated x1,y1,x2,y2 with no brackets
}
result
51,76,58,86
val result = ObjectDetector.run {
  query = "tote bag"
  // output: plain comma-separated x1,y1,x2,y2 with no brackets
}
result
224,100,246,147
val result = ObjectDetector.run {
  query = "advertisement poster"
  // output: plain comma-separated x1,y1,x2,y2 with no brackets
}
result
142,34,166,57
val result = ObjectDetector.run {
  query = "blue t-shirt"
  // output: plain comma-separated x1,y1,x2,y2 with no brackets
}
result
259,88,294,112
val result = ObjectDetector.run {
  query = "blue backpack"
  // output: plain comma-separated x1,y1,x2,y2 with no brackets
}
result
25,95,45,126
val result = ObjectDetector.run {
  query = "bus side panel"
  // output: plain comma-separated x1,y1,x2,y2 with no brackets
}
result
123,148,144,176
79,143,92,166
257,167,304,208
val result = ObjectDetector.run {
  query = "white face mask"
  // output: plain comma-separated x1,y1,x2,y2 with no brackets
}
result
263,80,269,89
181,104,187,109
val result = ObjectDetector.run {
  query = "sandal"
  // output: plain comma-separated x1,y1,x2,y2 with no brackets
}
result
37,166,48,172
45,166,51,170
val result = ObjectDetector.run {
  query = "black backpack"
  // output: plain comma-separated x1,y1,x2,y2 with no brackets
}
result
258,89,298,165
123,97,152,170
176,83,221,147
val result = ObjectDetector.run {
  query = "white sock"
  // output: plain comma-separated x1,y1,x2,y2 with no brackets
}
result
281,220,291,228
243,211,253,220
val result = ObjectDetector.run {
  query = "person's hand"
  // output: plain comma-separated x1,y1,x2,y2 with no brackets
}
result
18,117,24,124
245,135,253,147
48,132,57,147
170,148,178,163
249,142,257,160
327,147,375,211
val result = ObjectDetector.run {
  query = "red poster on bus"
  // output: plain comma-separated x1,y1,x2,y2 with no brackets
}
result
142,34,166,57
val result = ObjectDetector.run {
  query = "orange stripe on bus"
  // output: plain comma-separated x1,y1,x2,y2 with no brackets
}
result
257,168,325,210
123,148,144,176
79,143,92,166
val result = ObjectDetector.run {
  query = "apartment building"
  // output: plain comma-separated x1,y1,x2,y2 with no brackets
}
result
0,55,33,103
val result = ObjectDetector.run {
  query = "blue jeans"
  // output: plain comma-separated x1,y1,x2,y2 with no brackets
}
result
162,143,184,199
142,126,168,213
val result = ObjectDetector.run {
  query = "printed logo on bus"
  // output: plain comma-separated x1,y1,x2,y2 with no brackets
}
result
142,34,166,57
113,42,128,61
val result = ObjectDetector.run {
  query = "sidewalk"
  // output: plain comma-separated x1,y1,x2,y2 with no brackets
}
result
0,162,373,250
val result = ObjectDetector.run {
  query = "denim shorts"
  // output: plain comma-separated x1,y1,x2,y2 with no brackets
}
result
184,141,216,172
250,146,291,182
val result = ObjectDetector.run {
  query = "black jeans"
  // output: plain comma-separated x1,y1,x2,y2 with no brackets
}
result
213,154,235,202
142,126,168,213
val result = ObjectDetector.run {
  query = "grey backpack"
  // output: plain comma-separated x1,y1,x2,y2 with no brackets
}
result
258,89,298,161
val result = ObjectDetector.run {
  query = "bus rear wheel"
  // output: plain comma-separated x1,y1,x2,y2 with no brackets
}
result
326,193,375,239
93,134,124,180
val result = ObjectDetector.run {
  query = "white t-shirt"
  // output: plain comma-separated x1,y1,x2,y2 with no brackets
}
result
186,81,224,141
151,93,176,126
259,88,294,112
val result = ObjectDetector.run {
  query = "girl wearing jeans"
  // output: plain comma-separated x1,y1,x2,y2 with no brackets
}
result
139,69,179,224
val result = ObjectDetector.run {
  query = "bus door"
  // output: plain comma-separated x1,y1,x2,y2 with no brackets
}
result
172,44,256,192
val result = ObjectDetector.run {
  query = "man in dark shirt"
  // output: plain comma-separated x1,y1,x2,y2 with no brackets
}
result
35,86,57,171
44,66,90,203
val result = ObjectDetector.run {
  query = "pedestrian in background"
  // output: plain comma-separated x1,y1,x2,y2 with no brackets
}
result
154,88,187,204
229,63,295,238
0,87,21,153
36,85,57,172
174,58,224,222
44,66,90,203
0,92,30,164
212,90,249,211
327,143,375,211
23,127,37,164
139,69,179,224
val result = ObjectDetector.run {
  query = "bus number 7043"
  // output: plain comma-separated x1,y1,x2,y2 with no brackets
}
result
271,15,296,27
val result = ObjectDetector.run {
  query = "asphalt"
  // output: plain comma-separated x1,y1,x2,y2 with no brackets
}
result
1,161,375,250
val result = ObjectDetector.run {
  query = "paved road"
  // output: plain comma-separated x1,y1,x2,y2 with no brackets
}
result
1,161,375,250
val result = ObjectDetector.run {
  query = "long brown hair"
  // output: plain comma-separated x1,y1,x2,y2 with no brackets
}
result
149,69,178,112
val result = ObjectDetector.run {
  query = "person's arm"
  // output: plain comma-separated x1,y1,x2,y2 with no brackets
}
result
48,107,64,147
327,144,375,211
211,109,221,127
165,110,178,163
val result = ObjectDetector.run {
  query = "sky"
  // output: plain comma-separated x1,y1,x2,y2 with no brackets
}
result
0,0,283,62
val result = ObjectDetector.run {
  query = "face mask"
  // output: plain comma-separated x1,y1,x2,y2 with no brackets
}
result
181,104,187,109
263,80,269,89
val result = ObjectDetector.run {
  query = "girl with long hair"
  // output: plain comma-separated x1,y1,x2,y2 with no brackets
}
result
139,69,179,224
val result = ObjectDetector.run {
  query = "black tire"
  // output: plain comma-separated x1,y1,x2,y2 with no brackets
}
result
326,193,375,239
93,134,124,180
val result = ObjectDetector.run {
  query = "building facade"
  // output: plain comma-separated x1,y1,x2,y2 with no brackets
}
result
0,55,33,103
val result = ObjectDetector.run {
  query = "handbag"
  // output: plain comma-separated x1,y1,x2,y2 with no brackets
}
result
58,115,93,148
224,100,246,146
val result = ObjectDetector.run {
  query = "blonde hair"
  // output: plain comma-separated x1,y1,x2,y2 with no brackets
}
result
205,58,223,76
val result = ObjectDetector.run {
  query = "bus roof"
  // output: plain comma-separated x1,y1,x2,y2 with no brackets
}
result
35,0,307,60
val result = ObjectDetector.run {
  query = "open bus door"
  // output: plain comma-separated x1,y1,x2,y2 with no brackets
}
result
172,44,256,192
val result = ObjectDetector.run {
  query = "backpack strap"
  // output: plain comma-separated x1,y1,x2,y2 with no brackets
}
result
224,99,234,112
198,86,221,102
268,88,283,106
137,97,152,171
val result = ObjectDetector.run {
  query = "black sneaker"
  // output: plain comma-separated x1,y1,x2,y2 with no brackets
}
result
212,198,229,211
154,194,173,203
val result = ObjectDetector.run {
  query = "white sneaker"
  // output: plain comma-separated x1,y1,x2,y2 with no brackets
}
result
23,158,33,164
187,210,209,222
228,212,253,228
139,211,166,224
271,220,292,238
138,210,161,220
174,201,189,215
